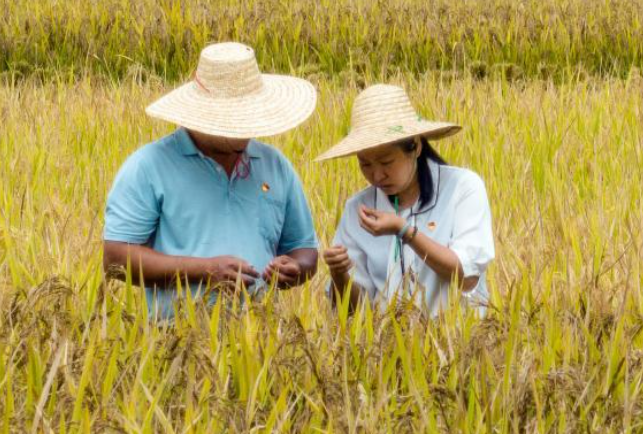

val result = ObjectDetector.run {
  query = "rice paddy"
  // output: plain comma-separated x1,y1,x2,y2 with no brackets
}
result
1,0,642,432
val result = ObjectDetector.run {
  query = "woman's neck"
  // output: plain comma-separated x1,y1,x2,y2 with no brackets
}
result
395,178,420,210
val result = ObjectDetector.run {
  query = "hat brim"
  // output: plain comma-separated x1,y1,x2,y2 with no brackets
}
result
146,74,317,138
315,120,461,161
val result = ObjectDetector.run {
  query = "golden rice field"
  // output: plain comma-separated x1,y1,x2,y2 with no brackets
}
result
1,0,643,432
2,0,642,81
1,73,642,433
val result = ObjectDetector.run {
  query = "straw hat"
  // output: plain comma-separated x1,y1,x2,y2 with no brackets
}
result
146,42,317,138
315,84,461,161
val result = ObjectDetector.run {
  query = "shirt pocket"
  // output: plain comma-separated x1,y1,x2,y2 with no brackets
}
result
258,195,285,249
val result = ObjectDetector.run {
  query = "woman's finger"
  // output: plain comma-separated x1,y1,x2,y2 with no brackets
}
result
327,246,347,257
362,207,379,218
358,216,375,235
337,259,352,272
325,253,349,265
323,247,344,259
358,207,376,227
360,215,379,234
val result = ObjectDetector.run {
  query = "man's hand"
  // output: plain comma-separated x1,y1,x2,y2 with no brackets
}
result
358,205,406,237
204,255,260,289
323,245,353,276
262,255,302,289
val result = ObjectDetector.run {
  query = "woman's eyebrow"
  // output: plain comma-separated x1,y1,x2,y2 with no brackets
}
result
377,155,394,162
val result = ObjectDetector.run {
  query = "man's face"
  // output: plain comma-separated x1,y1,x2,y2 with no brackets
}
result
187,129,250,154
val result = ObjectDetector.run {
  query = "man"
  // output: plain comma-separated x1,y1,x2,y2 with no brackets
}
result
103,42,318,319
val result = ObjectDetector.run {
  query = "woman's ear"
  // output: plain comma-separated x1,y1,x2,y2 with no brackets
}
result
413,136,423,158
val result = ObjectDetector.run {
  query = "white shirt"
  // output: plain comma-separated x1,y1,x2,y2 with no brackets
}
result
331,159,494,316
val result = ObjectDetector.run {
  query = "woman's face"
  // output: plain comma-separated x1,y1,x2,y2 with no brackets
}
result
357,143,419,196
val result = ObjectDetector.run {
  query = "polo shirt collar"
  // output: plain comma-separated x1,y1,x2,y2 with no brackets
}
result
174,128,261,159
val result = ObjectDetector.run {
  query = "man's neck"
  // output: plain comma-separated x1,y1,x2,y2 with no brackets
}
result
210,151,243,178
187,129,249,178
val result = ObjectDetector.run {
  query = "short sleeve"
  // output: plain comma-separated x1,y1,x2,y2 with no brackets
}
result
448,173,495,278
103,153,160,244
328,203,377,299
276,165,318,254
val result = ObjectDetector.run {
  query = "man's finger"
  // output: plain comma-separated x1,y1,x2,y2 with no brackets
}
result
276,273,297,286
264,266,277,280
239,263,260,278
241,274,257,287
271,255,292,266
276,262,299,277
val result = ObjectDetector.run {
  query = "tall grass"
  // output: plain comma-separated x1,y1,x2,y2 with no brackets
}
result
2,0,642,82
1,73,642,431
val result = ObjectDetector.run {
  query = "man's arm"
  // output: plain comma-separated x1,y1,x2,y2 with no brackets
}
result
103,241,260,288
287,248,318,280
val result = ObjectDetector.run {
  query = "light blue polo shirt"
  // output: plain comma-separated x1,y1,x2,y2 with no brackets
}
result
104,128,317,319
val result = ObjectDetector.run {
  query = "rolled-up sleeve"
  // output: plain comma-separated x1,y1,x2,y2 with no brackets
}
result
448,173,495,278
327,203,377,300
104,154,160,244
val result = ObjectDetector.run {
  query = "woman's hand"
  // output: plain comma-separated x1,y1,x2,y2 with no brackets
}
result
323,245,353,275
358,205,406,237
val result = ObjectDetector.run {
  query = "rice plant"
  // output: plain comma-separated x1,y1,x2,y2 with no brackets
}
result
1,71,642,431
1,0,642,82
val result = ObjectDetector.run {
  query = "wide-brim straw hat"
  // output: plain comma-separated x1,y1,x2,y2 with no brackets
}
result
315,84,461,161
146,42,317,138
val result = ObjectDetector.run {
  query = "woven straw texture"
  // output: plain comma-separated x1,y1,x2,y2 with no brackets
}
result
316,84,461,161
146,42,317,138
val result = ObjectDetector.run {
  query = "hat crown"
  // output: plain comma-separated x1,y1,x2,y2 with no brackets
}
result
350,85,418,131
194,42,264,98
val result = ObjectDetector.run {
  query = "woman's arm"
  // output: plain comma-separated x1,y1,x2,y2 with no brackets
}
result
323,246,365,310
358,205,479,292
330,271,365,310
403,231,479,291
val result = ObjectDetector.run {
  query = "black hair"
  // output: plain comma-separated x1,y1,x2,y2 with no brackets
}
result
399,137,447,208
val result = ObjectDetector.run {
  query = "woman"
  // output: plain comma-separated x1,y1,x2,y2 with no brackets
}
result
316,84,494,316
